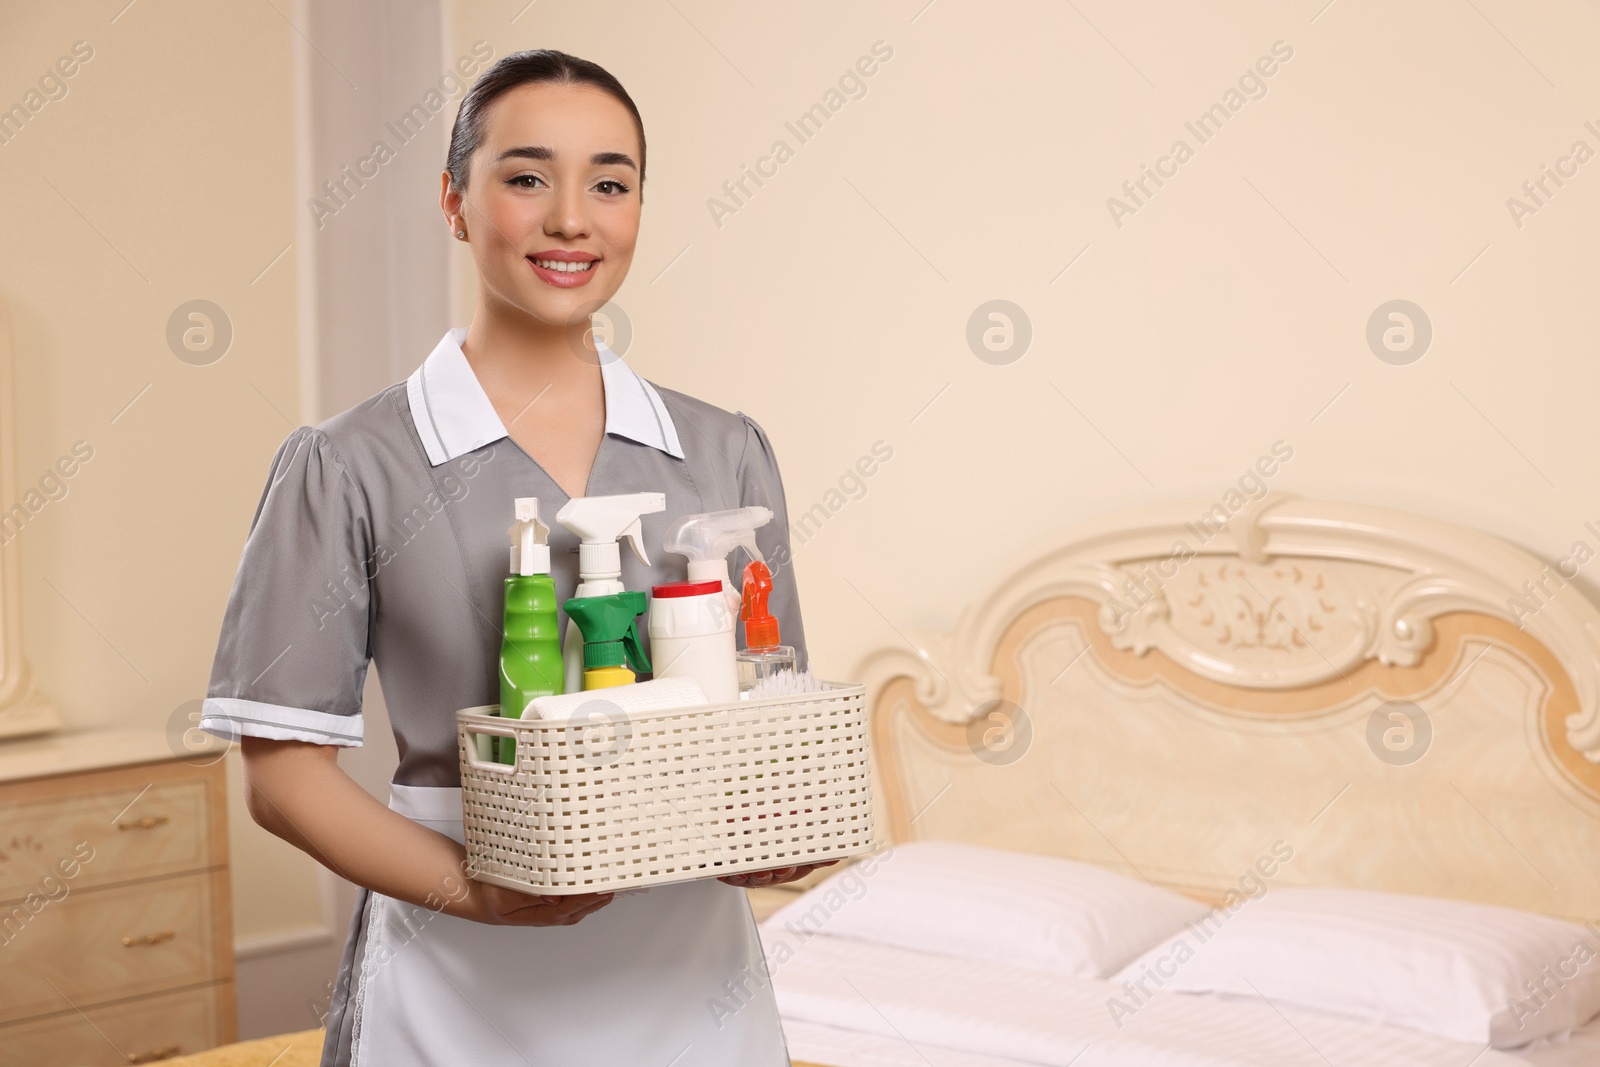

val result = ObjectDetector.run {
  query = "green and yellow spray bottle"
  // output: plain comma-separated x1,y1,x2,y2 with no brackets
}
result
563,591,651,690
496,497,562,763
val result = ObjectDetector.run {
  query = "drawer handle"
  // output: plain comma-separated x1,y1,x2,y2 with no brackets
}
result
128,1045,182,1063
121,930,176,947
117,814,170,831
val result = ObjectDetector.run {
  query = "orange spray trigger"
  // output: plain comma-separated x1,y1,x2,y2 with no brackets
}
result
740,560,781,650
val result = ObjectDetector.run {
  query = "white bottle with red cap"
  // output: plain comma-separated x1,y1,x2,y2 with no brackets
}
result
648,578,738,703
651,507,773,704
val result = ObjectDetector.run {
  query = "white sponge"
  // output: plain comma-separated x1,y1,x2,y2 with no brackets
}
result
527,676,708,721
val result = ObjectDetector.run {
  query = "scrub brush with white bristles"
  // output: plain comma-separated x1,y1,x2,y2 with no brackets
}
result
743,667,827,700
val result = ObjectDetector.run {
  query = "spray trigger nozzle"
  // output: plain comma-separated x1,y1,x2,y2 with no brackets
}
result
619,516,650,567
740,560,782,649
508,497,550,576
663,506,773,585
555,492,667,582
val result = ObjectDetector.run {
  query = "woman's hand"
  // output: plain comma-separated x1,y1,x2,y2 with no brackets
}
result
718,860,837,889
456,880,616,926
239,737,618,928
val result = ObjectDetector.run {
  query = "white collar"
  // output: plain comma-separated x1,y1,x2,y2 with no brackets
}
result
405,327,684,467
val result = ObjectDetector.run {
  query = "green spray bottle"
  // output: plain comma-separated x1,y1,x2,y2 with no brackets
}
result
497,497,563,763
563,591,651,690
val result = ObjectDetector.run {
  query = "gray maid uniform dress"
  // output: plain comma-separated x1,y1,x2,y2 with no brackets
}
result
201,327,808,1066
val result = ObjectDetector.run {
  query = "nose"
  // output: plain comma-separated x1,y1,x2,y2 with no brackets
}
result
545,176,591,239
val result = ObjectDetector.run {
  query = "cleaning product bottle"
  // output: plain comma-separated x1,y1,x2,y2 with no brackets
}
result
649,579,737,702
554,492,666,693
497,497,563,764
661,506,772,592
563,590,651,690
737,560,796,694
652,507,773,704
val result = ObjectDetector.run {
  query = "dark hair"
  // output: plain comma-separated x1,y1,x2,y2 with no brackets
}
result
446,49,646,201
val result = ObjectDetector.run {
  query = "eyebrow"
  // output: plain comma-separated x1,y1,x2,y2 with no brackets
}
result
492,145,638,171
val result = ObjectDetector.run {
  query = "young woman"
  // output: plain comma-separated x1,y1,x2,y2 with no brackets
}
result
202,49,828,1066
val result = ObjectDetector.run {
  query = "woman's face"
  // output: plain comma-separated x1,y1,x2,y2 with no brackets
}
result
445,81,642,341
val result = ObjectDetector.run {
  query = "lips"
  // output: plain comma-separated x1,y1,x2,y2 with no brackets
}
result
527,253,599,288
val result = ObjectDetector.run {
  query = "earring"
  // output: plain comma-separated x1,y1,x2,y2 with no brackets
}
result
455,230,466,239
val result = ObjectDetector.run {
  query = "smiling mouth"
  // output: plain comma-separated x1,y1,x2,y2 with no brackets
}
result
528,258,596,273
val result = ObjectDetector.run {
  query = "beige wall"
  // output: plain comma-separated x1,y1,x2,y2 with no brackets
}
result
446,0,1600,684
0,0,323,947
6,0,1600,1037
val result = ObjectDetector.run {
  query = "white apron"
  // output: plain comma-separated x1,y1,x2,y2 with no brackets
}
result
346,785,792,1067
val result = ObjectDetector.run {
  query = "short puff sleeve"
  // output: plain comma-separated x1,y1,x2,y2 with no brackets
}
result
200,426,372,746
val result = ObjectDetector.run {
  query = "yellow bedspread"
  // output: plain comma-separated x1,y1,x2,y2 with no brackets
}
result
162,1028,830,1066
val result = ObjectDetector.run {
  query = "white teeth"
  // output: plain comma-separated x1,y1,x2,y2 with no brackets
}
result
532,259,594,273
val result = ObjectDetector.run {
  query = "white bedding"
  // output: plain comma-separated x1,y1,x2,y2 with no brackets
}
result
762,925,1600,1067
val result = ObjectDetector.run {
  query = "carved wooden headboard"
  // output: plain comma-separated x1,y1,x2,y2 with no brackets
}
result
854,492,1600,924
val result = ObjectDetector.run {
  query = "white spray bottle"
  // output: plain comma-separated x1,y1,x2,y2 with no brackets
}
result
661,506,772,613
554,492,667,693
650,507,773,702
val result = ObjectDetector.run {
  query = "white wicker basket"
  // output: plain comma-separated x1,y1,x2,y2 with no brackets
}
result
456,681,875,895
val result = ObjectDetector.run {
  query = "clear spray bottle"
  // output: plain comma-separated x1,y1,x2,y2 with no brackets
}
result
653,506,772,702
737,559,796,694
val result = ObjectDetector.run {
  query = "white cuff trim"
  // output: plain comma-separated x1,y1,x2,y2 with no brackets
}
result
201,697,364,748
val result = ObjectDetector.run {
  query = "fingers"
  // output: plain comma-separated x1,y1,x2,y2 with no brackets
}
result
487,886,615,925
486,859,846,914
721,866,805,888
714,858,850,888
560,897,616,924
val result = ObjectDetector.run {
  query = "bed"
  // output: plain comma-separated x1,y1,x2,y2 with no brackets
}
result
761,491,1600,1066
168,492,1600,1066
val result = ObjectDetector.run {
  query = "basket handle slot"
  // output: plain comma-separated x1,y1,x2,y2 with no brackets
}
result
461,719,520,775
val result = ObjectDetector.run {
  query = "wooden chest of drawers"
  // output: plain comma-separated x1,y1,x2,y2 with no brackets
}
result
0,730,236,1065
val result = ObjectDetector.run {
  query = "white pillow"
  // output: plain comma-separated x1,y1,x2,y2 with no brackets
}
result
760,839,1210,978
1111,886,1600,1047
